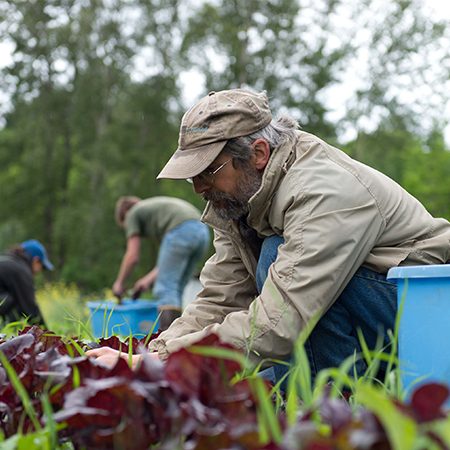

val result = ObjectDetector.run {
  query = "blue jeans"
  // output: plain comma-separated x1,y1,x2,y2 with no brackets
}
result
152,220,210,308
257,235,397,387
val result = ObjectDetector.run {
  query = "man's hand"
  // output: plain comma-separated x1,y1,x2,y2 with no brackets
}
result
112,280,125,299
85,347,158,370
132,277,152,295
85,347,124,367
131,267,159,298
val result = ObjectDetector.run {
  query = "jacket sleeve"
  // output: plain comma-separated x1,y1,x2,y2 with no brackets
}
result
0,258,44,324
0,292,15,315
151,171,386,365
13,268,44,323
148,229,258,358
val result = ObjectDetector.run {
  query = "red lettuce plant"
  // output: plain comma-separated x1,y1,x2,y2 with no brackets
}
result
0,326,449,450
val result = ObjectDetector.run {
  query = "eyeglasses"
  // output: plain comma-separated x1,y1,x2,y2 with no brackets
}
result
186,158,233,184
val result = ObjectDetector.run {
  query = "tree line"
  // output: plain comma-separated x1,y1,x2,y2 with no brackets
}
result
0,0,449,291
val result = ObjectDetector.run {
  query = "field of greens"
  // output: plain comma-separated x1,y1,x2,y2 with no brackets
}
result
0,284,449,450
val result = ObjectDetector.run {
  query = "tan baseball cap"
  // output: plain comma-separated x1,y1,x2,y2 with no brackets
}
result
157,89,272,179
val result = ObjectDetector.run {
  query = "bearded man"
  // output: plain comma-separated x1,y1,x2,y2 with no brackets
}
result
88,89,450,385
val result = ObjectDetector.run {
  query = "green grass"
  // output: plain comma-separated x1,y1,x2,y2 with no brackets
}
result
35,282,97,338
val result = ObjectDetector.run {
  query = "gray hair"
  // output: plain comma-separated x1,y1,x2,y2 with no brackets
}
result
223,115,299,166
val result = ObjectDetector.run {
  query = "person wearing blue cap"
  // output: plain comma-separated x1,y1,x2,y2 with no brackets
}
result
0,239,54,324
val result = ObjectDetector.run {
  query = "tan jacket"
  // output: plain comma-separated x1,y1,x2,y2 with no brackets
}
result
149,131,450,364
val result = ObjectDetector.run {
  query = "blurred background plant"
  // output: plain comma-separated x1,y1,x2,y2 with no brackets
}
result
35,282,113,336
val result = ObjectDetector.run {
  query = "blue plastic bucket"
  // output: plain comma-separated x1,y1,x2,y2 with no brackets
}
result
387,264,450,394
87,298,159,338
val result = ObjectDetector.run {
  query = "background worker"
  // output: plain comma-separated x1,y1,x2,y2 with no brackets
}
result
112,196,210,330
90,89,450,383
0,239,54,325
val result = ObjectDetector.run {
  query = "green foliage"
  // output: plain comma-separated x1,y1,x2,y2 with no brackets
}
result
403,129,450,219
35,282,89,336
344,125,450,221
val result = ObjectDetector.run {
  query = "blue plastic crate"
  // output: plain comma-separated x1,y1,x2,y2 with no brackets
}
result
387,264,450,395
87,298,159,338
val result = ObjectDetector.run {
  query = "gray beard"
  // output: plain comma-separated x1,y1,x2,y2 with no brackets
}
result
204,167,262,221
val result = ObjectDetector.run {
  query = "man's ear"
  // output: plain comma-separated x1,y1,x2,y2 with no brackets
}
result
251,139,270,170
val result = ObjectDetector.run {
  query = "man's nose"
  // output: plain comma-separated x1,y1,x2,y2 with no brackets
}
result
192,176,210,194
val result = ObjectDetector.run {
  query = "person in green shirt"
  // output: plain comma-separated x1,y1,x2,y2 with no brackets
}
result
113,196,210,330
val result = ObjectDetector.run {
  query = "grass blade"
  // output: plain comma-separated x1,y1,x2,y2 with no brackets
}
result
0,351,41,432
250,376,283,444
355,382,417,450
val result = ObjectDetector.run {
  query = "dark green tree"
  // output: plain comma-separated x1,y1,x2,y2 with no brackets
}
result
180,0,354,140
0,0,185,288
